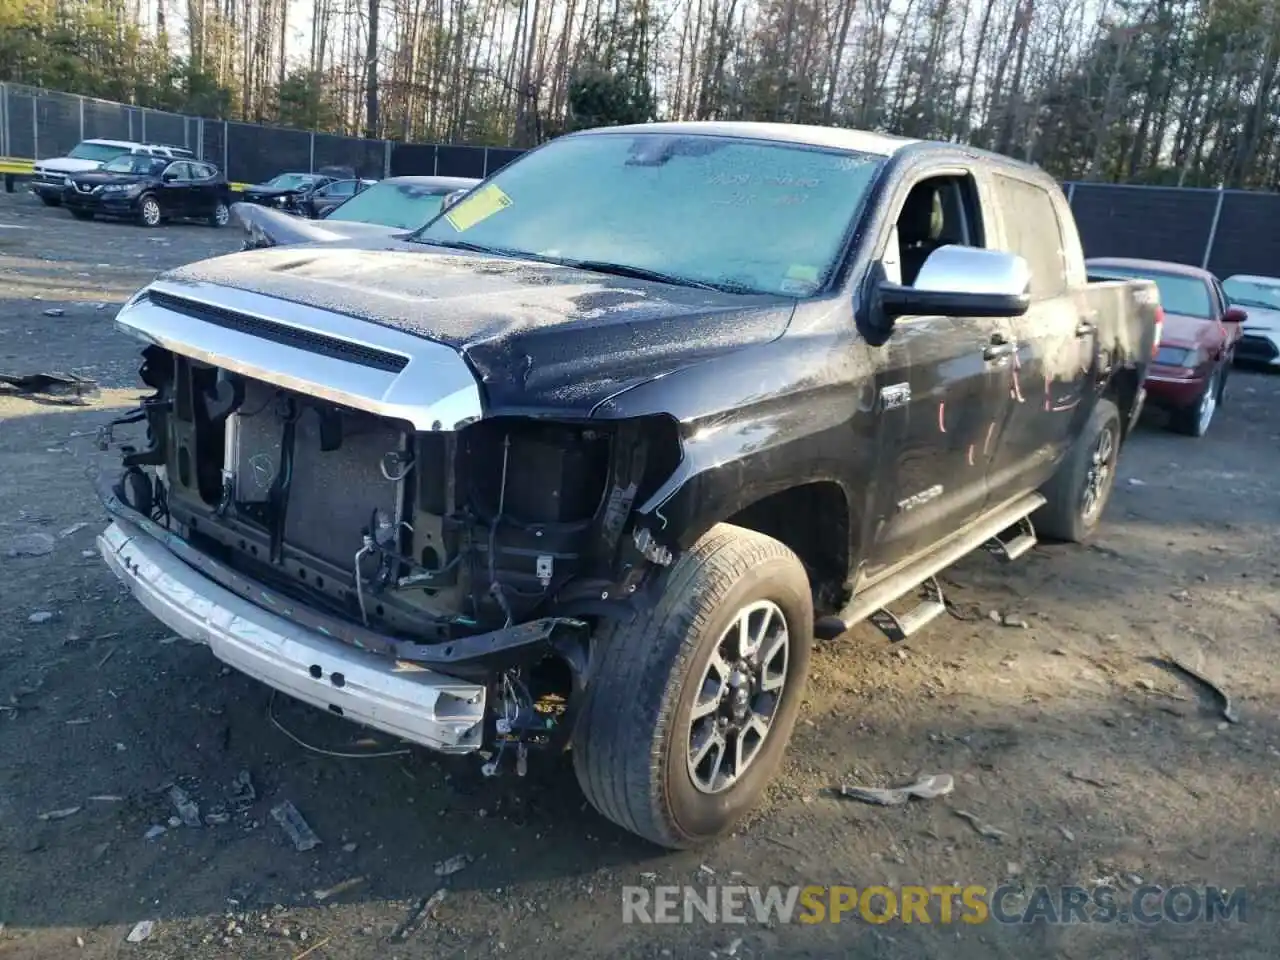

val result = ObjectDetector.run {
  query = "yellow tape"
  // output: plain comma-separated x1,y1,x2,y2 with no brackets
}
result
445,183,512,232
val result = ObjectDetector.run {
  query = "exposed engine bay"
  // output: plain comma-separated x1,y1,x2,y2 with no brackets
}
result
100,343,682,766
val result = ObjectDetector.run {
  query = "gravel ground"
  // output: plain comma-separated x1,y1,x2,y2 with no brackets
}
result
1,190,1278,959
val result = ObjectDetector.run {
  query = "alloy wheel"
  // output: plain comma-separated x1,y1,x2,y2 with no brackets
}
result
1081,424,1115,521
1197,373,1218,435
686,599,790,794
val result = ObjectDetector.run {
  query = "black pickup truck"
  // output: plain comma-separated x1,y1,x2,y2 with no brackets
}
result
95,122,1159,849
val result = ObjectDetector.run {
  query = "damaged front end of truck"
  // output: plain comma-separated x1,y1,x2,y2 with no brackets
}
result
95,280,684,773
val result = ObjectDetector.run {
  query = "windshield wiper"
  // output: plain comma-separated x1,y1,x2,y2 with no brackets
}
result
415,242,760,294
415,238,510,255
415,238,572,266
564,259,756,293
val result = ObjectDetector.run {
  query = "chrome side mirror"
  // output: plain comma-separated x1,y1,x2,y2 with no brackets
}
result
913,245,1031,297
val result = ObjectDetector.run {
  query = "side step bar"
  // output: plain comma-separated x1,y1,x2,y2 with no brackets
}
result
819,492,1046,640
867,576,946,642
983,515,1037,562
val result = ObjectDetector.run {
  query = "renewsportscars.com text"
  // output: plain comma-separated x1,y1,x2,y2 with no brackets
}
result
622,884,1248,926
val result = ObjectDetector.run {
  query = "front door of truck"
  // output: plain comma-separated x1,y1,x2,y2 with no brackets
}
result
982,173,1092,507
862,172,1017,577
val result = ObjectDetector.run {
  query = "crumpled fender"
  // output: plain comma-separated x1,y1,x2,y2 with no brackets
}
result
230,202,403,249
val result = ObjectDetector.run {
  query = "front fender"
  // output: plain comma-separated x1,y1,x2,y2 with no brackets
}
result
593,311,875,553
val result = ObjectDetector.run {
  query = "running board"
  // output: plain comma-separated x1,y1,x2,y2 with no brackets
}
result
867,576,946,642
982,515,1038,562
823,492,1046,636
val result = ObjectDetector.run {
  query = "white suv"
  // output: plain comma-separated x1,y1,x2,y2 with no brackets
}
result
31,140,196,207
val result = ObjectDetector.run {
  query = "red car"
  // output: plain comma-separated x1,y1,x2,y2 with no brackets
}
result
1085,258,1245,437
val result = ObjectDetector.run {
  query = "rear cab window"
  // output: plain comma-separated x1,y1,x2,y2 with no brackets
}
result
990,174,1068,299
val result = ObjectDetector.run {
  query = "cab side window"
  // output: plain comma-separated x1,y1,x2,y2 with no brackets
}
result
992,174,1067,299
329,180,358,197
165,162,193,181
895,174,985,287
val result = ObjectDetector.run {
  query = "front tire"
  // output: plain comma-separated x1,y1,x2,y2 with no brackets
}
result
138,195,162,228
39,194,62,207
572,524,813,849
1035,398,1121,543
70,209,94,221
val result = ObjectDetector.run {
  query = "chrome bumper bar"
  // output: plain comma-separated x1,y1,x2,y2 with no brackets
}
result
98,518,486,754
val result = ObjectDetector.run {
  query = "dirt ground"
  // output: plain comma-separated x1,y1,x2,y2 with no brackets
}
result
1,190,1278,960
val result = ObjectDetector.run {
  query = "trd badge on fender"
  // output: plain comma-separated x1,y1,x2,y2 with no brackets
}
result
880,382,911,410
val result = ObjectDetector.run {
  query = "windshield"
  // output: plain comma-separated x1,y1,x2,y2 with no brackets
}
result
1223,276,1280,311
68,142,131,162
265,173,317,189
102,155,167,176
1090,267,1212,319
326,180,455,228
411,133,885,296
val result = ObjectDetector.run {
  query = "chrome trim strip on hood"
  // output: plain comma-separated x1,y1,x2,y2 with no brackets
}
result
115,279,483,431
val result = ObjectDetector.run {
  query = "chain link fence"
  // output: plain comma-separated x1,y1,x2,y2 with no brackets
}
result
3,83,1278,278
0,83,526,187
1064,181,1280,280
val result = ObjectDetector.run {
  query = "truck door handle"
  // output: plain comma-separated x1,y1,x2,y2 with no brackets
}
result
983,341,1016,360
1076,321,1097,337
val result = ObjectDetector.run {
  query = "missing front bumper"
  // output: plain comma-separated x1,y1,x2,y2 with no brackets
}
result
98,516,487,754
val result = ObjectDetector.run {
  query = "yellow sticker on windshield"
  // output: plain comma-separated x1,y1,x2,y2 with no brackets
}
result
445,183,512,232
786,264,819,282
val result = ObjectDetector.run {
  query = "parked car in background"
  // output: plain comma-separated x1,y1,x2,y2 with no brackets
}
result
1085,257,1242,437
321,175,479,228
1222,274,1280,368
240,170,355,212
99,122,1158,850
63,155,232,228
233,175,479,249
30,139,194,207
299,178,377,219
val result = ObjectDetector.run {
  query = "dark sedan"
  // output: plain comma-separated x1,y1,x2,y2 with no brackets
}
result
240,172,335,211
62,155,232,228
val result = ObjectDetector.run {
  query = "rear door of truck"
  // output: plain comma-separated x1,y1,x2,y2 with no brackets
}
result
981,171,1093,506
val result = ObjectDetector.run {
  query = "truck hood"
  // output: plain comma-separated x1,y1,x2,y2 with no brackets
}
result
34,158,104,175
158,242,796,414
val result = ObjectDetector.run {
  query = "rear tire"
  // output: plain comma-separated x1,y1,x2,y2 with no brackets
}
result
209,200,230,227
1169,369,1219,437
571,523,813,849
1034,398,1121,543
